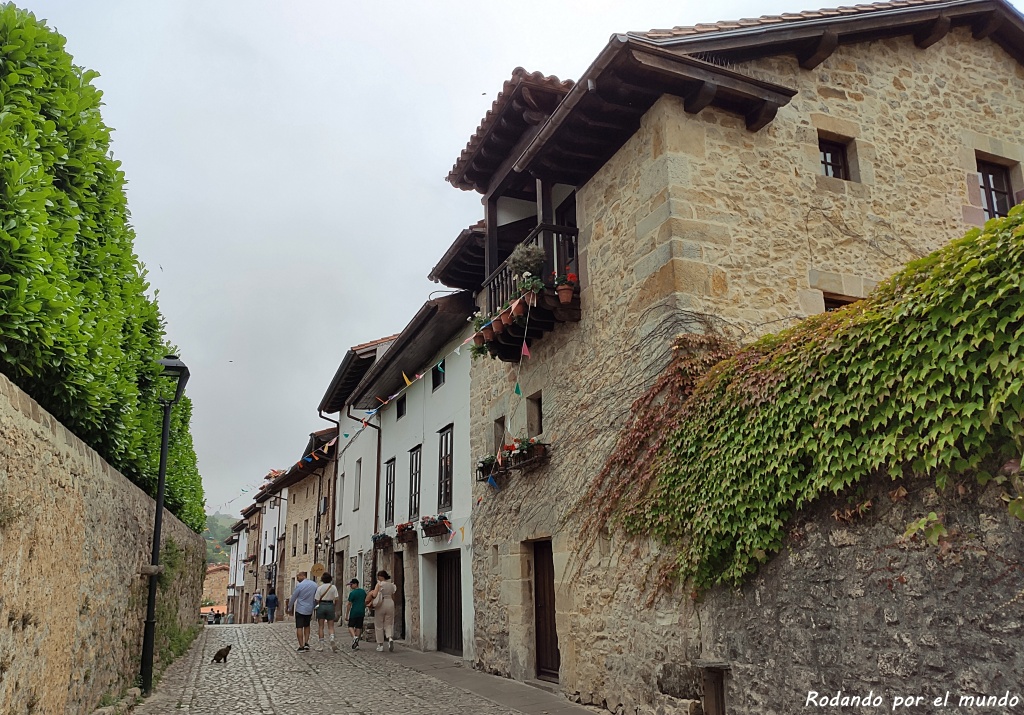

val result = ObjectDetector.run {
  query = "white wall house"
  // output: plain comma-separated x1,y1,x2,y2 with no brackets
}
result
257,487,287,595
346,292,476,660
226,521,247,623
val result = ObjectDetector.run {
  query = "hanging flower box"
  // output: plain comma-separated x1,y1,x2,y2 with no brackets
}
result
420,514,450,538
501,439,549,472
396,521,417,543
371,533,392,550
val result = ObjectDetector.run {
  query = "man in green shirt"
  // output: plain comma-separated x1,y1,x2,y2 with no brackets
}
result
345,578,368,649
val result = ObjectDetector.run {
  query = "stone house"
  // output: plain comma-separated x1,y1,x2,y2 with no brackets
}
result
429,0,1024,711
253,478,288,601
202,563,230,611
271,427,337,611
239,502,261,622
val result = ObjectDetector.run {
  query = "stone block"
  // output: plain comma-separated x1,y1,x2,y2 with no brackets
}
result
815,173,848,194
798,289,826,315
810,112,861,140
635,200,671,240
808,268,845,294
842,274,866,298
661,217,733,247
962,204,986,227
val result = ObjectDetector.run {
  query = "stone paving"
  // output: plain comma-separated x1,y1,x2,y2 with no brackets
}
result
135,624,590,715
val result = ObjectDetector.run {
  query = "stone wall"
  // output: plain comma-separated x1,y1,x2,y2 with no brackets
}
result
468,28,1024,714
0,372,205,715
203,564,230,610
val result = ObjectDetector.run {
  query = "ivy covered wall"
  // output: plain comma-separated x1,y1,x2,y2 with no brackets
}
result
0,5,203,529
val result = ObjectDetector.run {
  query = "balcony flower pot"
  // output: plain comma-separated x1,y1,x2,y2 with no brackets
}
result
556,284,575,304
473,332,485,346
491,318,505,335
421,522,449,538
523,290,538,307
500,309,514,326
372,535,393,551
512,300,526,317
481,324,495,341
396,530,417,544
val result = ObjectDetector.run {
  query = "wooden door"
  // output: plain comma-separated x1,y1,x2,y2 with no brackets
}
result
393,553,406,640
436,551,463,655
534,540,560,681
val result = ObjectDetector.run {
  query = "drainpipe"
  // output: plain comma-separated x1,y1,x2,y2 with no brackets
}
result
347,405,382,581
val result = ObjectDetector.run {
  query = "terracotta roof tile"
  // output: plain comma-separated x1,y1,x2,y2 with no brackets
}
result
633,0,954,41
448,68,574,188
350,334,399,353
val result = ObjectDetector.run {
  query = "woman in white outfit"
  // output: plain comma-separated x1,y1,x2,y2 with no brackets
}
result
367,570,397,652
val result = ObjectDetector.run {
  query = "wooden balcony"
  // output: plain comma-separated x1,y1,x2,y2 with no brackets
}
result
482,224,580,362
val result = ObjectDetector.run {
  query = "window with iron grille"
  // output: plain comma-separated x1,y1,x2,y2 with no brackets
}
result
384,458,395,526
819,138,850,180
438,425,453,511
977,159,1013,219
409,445,422,519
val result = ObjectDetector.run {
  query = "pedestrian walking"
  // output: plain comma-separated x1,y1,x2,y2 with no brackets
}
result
345,578,367,649
288,571,318,651
314,573,340,651
266,588,279,623
366,570,397,652
250,593,263,624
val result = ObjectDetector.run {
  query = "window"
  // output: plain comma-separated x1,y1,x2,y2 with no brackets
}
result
384,458,396,526
354,459,361,510
409,445,422,519
291,523,297,557
338,475,345,526
977,159,1013,219
822,292,860,312
438,425,453,511
432,360,446,390
819,138,850,180
701,669,726,715
302,519,309,555
493,416,506,454
527,392,543,437
396,395,407,420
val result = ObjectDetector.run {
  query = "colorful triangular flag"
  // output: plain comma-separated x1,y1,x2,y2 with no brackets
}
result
522,342,531,358
454,346,461,356
403,372,413,386
514,382,522,396
343,433,350,439
487,475,500,491
448,528,457,544
436,362,444,373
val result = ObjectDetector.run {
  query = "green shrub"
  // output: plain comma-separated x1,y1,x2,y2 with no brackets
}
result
0,5,203,530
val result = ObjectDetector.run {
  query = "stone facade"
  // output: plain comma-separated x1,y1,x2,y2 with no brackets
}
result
282,468,332,609
0,372,204,714
468,27,1024,713
203,564,230,610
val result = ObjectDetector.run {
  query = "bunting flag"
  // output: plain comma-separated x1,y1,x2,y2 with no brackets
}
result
442,519,453,532
343,433,350,439
460,526,465,541
326,437,338,447
514,382,522,396
376,396,387,404
454,346,461,356
304,456,313,463
476,496,483,507
521,342,531,358
403,372,413,386
415,373,423,380
448,528,457,544
436,362,444,373
487,475,500,491
362,420,368,427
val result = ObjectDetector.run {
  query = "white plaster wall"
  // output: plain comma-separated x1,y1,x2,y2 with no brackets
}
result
333,423,379,582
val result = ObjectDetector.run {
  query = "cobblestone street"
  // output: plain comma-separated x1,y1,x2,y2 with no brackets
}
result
135,624,594,715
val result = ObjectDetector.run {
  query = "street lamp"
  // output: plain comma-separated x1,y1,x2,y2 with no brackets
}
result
140,355,190,695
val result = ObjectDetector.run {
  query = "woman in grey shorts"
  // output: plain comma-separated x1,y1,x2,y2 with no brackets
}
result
314,573,340,652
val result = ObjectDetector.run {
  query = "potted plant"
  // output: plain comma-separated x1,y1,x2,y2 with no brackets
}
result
469,342,490,360
371,532,393,550
516,272,545,305
476,454,497,481
396,521,417,544
507,242,546,277
553,268,579,304
420,514,450,538
491,315,505,334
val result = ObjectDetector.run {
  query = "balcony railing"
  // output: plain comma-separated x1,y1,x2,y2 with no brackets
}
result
484,223,578,314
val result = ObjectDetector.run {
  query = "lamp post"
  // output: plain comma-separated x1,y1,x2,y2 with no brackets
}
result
140,355,189,695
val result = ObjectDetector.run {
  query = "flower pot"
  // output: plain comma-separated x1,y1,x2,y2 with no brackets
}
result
372,535,393,551
491,318,504,335
473,333,485,346
421,522,449,538
556,284,575,304
396,530,417,544
512,300,526,317
524,291,538,307
500,310,514,326
481,325,495,341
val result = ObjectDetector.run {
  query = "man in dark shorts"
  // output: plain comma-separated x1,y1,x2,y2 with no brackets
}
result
288,571,318,651
346,578,367,649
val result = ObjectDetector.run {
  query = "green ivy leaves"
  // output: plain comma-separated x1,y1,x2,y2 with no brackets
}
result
0,6,204,531
593,207,1024,592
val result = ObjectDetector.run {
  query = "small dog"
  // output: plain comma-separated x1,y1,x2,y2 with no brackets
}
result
211,645,232,663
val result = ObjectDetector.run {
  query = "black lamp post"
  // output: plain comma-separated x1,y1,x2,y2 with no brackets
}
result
140,355,190,695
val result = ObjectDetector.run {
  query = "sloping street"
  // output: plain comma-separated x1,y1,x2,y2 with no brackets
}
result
135,624,594,715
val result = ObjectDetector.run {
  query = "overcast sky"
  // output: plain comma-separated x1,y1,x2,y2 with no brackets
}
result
25,0,1023,515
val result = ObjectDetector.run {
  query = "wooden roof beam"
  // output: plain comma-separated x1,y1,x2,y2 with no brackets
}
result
914,13,951,48
972,11,1003,38
797,30,839,70
684,80,717,114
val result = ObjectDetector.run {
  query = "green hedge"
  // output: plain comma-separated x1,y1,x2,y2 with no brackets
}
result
586,208,1024,591
0,5,204,531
